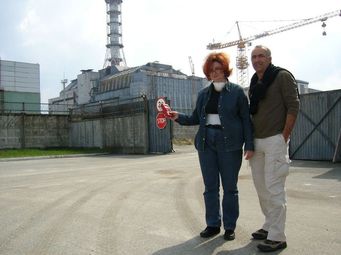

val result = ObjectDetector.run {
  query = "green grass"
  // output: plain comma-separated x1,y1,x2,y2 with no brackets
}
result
0,148,111,158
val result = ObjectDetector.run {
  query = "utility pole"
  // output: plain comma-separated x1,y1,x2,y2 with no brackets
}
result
188,56,196,109
61,78,68,113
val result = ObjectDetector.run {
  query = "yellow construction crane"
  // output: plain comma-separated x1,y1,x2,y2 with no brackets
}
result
207,9,341,87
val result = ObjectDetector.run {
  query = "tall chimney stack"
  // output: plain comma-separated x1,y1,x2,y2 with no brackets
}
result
104,0,126,67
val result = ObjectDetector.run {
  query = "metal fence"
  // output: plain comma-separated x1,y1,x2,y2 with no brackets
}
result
290,89,341,162
0,101,52,114
0,96,147,116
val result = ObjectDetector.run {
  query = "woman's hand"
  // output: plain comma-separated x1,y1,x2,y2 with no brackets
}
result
244,150,254,160
169,111,179,121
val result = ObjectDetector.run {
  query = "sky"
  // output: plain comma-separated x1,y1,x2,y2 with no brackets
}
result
0,0,340,103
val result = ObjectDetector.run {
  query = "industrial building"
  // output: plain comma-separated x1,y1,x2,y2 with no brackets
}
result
95,62,204,112
48,69,100,113
49,0,206,114
296,79,319,94
0,59,40,113
49,0,319,116
49,63,205,115
1,0,338,159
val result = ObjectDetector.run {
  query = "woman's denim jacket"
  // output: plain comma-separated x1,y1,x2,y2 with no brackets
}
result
176,82,254,152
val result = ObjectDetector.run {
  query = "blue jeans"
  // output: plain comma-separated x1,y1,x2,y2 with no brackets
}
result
198,127,242,230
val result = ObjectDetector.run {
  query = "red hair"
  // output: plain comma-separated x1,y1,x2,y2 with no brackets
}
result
203,52,233,80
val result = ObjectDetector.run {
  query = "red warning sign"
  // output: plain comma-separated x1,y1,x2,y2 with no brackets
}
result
156,112,167,129
156,98,166,112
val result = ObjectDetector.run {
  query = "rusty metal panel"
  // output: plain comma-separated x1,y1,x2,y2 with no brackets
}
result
290,89,341,161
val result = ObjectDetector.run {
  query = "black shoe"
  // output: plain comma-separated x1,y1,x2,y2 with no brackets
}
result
223,229,235,240
200,226,220,238
252,229,268,240
257,239,287,252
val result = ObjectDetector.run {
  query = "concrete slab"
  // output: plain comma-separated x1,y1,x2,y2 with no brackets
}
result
0,145,340,255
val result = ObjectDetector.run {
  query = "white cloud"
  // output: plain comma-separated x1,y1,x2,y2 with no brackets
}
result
19,9,38,32
18,8,47,46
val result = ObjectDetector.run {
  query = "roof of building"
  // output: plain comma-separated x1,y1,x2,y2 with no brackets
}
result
101,66,142,81
64,79,78,91
101,62,190,82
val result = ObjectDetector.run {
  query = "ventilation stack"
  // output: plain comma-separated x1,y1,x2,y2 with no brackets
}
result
104,0,126,67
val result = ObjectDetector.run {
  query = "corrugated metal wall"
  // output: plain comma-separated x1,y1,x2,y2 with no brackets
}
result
147,98,172,154
290,89,341,161
146,74,205,111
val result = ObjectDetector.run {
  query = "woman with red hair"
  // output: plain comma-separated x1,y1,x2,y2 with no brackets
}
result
169,52,254,241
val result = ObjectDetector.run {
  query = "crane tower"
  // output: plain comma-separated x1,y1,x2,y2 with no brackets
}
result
207,9,341,87
104,0,126,67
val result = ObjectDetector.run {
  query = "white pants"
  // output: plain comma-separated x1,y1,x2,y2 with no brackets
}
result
250,134,289,242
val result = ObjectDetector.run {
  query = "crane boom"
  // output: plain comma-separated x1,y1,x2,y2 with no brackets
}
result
206,9,341,87
207,9,341,50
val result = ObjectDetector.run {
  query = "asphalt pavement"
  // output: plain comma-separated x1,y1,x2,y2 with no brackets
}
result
0,145,340,255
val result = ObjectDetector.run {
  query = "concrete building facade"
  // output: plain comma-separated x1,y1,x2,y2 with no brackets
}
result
296,79,320,94
95,62,205,113
49,62,206,115
49,70,99,113
0,59,40,113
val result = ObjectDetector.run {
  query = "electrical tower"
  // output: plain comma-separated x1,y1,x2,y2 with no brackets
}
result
207,9,341,87
104,0,126,68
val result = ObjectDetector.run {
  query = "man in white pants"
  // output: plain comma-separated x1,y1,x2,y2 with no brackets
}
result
248,45,300,252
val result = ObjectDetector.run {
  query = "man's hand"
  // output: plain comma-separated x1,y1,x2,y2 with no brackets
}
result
244,150,254,160
282,133,290,143
282,113,297,143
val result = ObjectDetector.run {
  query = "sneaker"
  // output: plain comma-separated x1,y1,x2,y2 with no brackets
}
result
257,239,287,252
200,226,220,238
252,229,268,240
223,229,235,240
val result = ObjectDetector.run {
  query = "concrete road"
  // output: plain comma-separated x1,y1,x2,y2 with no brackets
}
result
0,145,340,255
